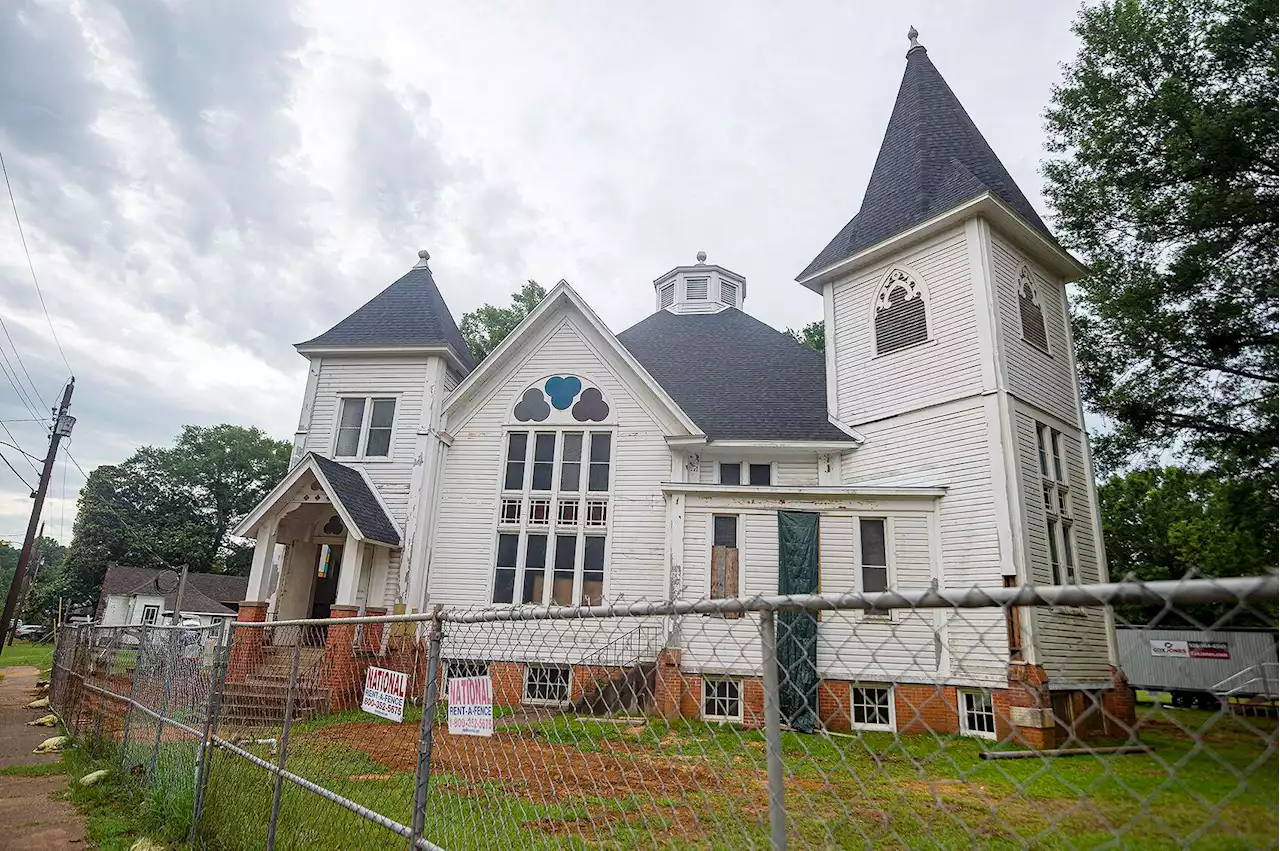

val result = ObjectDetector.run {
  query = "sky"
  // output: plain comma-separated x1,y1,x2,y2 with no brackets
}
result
0,0,1084,544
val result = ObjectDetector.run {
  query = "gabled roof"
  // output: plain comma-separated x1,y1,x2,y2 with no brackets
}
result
232,453,402,547
617,308,853,442
98,565,248,616
296,260,476,373
798,41,1056,282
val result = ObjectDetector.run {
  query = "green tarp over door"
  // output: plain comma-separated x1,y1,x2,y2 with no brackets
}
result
777,510,819,733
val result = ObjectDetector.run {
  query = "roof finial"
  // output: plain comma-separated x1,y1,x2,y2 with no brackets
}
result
907,25,922,53
696,251,707,263
415,248,430,269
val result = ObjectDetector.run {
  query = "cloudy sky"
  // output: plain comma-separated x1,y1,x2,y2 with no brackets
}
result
0,0,1082,543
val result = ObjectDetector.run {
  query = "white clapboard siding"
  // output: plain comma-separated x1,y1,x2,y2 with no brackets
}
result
776,459,818,486
844,400,1001,588
990,235,1079,425
440,615,656,666
304,355,431,531
429,316,670,609
1014,409,1113,683
831,227,983,425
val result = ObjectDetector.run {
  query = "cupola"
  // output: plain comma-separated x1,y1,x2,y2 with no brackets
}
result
653,251,746,314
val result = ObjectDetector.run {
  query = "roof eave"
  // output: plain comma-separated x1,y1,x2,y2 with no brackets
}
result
796,193,1087,291
695,438,861,452
661,482,947,499
294,343,472,375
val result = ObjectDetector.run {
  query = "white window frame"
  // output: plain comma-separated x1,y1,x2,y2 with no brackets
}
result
523,664,571,706
140,604,160,626
850,683,895,732
701,676,743,723
1036,422,1076,585
716,461,776,486
685,276,710,301
708,512,745,600
853,516,896,621
333,395,400,461
492,428,614,607
959,689,997,739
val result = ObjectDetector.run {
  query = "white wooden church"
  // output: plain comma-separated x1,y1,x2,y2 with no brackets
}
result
234,34,1127,743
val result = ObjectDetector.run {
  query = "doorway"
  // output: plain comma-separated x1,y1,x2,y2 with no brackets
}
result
777,510,820,733
308,544,342,643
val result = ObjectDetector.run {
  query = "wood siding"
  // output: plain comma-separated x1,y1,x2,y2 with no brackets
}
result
830,227,983,425
991,234,1079,425
1014,407,1112,683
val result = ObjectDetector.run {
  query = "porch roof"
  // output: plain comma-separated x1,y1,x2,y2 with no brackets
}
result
233,452,402,547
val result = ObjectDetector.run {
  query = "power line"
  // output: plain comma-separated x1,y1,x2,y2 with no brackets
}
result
0,440,42,462
0,148,72,375
0,449,34,492
0,344,44,422
0,422,39,474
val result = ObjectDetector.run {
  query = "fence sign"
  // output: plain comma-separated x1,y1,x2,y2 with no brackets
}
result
1189,641,1230,660
447,675,494,737
1150,639,1189,657
362,666,408,722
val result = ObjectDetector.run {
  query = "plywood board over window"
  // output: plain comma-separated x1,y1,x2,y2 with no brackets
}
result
710,514,741,617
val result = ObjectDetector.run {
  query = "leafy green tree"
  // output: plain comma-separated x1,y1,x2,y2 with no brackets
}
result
62,425,291,606
785,321,825,353
460,280,547,363
1099,466,1276,625
1042,0,1278,479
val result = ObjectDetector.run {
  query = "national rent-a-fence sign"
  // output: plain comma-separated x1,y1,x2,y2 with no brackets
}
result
362,666,409,722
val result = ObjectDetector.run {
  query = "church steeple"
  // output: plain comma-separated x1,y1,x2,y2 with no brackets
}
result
797,29,1054,286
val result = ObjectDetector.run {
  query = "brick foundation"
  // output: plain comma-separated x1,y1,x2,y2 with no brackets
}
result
1102,666,1137,738
322,604,363,709
227,601,268,684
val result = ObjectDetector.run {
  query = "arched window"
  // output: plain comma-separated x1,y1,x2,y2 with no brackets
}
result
1017,266,1049,354
874,268,929,355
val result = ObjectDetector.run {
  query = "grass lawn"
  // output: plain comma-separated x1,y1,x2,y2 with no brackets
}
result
0,639,55,675
194,703,1278,850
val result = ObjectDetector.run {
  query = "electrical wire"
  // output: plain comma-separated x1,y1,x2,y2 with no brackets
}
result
0,440,42,462
0,422,40,474
0,448,35,492
0,147,72,376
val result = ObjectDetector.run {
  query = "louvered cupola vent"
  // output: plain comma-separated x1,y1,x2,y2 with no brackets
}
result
652,252,747,316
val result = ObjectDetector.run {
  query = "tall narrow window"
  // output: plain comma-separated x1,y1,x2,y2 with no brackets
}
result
1047,519,1061,584
521,534,548,604
874,269,928,355
1017,266,1050,353
1050,429,1065,482
336,398,366,457
582,536,605,605
532,433,555,491
588,433,611,491
492,533,518,604
365,399,395,456
859,518,888,592
1036,427,1050,478
710,515,741,616
560,433,582,491
1061,526,1077,584
1038,422,1076,585
504,432,528,490
552,534,577,605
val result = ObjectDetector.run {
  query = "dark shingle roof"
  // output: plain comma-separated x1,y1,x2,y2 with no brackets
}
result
311,454,401,545
98,565,248,616
298,264,475,372
617,309,852,442
798,45,1054,281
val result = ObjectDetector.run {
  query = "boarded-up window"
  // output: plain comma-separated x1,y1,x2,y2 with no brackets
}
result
1018,266,1049,353
874,269,928,355
710,514,741,617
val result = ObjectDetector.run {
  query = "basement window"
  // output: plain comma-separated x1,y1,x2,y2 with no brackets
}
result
524,664,571,705
960,689,996,739
702,677,743,722
851,685,894,731
446,661,489,683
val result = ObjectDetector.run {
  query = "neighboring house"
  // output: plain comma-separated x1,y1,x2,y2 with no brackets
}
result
233,35,1128,745
97,564,247,638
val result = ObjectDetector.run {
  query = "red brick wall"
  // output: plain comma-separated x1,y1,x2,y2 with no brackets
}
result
895,683,960,735
488,662,525,708
227,601,268,684
819,680,852,731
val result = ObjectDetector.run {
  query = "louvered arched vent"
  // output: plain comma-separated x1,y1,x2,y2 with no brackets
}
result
1017,266,1049,353
874,269,929,355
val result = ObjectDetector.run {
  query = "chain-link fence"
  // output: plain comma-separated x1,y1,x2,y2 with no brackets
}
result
51,576,1278,850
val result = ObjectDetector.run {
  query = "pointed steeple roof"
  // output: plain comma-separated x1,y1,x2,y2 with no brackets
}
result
297,250,476,372
798,33,1054,282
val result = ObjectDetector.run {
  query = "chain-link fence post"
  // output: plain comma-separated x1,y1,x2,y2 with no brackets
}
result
266,638,303,851
411,608,444,848
90,627,105,747
120,624,147,768
150,628,177,776
192,623,233,845
758,609,788,851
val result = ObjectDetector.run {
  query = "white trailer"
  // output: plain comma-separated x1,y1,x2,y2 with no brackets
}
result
1116,627,1278,709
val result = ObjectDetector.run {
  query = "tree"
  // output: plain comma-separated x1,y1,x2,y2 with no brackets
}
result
62,425,291,606
460,281,547,363
1042,0,1278,479
785,321,825,352
1098,466,1277,625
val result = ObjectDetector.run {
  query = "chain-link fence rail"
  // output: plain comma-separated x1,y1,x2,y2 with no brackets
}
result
51,576,1278,850
49,622,226,841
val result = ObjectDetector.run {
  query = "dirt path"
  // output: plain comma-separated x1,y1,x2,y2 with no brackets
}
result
0,665,87,849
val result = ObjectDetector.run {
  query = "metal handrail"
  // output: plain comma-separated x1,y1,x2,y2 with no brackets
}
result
1212,662,1280,698
576,622,664,668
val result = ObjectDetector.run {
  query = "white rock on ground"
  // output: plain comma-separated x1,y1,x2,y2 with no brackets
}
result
79,769,110,786
25,697,50,709
130,838,167,851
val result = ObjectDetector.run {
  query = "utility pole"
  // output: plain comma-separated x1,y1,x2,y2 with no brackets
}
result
5,522,42,646
171,564,189,626
0,378,74,657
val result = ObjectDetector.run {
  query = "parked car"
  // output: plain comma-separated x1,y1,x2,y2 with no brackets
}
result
14,623,46,640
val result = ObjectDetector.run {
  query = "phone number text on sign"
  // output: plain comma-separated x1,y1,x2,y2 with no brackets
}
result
447,675,494,737
362,666,408,723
